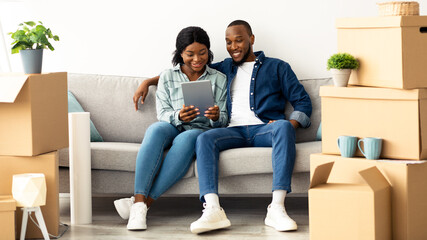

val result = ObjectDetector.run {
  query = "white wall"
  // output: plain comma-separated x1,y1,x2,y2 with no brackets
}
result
0,0,426,79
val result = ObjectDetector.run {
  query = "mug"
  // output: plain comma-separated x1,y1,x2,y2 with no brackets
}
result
358,137,382,160
337,136,358,158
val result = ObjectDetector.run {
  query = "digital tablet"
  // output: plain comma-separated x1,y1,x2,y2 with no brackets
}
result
181,80,214,112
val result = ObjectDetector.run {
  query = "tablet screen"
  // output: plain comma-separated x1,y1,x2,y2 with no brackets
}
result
181,80,214,112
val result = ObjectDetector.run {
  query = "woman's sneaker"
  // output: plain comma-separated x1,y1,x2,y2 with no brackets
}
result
114,196,134,219
264,204,297,231
127,202,148,230
190,203,231,234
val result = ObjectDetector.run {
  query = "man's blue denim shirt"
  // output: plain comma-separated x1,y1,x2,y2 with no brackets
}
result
210,51,312,128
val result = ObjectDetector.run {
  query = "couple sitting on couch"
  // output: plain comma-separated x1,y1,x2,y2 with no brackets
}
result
114,20,312,234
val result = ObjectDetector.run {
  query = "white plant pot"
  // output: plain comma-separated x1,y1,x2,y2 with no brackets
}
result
331,68,351,87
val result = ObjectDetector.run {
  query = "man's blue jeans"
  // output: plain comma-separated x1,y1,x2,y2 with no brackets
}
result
134,122,203,199
195,120,296,201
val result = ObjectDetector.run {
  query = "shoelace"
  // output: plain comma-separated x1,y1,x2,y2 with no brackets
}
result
200,203,221,221
129,204,145,221
270,205,290,218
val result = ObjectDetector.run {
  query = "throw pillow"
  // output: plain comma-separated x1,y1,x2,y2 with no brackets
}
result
316,122,322,141
68,91,104,142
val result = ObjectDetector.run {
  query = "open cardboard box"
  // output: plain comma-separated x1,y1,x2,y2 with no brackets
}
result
309,161,391,240
311,153,427,240
0,72,68,156
0,195,16,240
337,16,427,89
320,85,427,160
0,151,59,239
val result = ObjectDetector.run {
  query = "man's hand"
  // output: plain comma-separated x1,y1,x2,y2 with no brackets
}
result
133,76,160,111
179,105,200,122
268,119,300,129
289,119,300,129
204,105,220,122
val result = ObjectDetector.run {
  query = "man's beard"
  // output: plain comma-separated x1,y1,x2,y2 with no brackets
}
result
233,44,252,66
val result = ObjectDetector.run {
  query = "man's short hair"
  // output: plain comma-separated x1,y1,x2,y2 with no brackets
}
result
227,20,253,36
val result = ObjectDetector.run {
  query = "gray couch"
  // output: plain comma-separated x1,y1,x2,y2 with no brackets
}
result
59,73,332,196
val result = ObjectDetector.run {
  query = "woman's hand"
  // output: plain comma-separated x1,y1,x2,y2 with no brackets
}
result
179,105,200,122
133,81,150,111
204,105,220,122
133,76,160,111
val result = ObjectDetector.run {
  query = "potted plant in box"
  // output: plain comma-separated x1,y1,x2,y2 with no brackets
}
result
9,21,59,74
327,53,359,87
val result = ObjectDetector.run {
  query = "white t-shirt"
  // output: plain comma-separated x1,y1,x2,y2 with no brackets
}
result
228,62,264,127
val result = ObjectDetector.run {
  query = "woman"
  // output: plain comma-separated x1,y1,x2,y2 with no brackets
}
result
115,26,228,231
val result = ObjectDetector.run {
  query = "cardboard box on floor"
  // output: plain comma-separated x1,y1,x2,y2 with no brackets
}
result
310,153,427,240
320,85,427,160
0,151,59,238
0,196,16,240
0,72,68,156
337,16,427,89
309,162,391,240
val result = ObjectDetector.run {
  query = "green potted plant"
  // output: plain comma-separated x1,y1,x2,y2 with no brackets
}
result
9,21,59,74
327,53,359,87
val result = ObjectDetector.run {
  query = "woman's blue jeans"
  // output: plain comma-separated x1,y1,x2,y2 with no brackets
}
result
134,121,203,199
195,120,296,201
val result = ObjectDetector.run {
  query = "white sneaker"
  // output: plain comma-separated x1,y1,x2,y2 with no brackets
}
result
127,202,148,230
190,203,231,234
114,196,134,219
264,204,297,231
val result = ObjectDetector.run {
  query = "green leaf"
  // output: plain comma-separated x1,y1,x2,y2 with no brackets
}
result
24,21,36,27
11,42,27,54
35,25,47,33
53,35,59,41
46,28,53,38
47,42,54,51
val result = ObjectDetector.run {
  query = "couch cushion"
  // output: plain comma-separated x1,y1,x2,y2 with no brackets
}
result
59,142,195,179
195,141,321,178
286,78,333,143
68,73,158,143
68,91,104,142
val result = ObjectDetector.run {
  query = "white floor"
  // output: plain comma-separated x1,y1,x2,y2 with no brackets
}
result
57,194,309,240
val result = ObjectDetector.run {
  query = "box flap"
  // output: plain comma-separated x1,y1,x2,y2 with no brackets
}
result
319,85,427,100
0,74,28,103
336,16,427,29
309,162,334,188
0,195,16,211
359,167,390,191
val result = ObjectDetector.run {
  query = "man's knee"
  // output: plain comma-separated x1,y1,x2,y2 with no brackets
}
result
196,130,215,149
272,120,294,134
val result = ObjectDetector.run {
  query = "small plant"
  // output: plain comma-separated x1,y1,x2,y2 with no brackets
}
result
9,21,59,54
327,53,359,70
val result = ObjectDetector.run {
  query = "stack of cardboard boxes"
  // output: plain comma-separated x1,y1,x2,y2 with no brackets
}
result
0,72,68,239
309,16,427,240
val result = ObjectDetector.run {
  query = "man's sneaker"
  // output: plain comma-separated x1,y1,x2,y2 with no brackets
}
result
127,202,148,230
114,196,134,219
264,204,298,231
190,203,231,234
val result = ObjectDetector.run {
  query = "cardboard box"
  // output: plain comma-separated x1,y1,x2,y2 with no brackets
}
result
0,196,16,240
309,161,391,240
0,72,68,156
310,153,427,240
320,85,427,160
336,16,427,89
0,151,59,238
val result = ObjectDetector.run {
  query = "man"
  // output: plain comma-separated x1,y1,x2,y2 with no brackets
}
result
131,20,312,234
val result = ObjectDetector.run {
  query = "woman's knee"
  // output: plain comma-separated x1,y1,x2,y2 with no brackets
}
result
145,122,176,138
